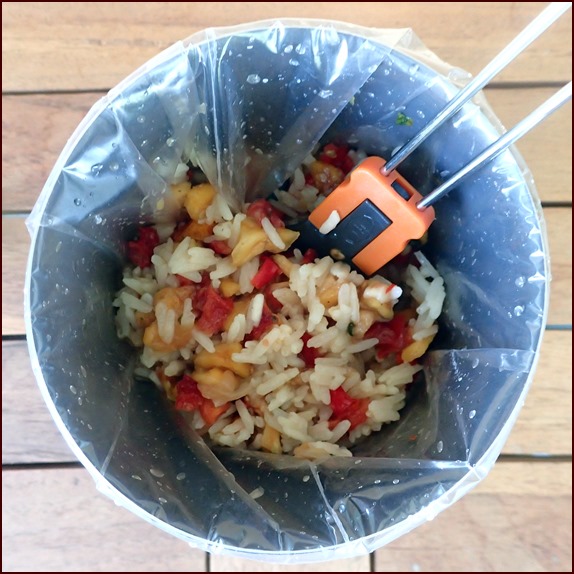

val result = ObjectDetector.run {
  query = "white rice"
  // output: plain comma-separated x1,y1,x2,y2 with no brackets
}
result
114,150,446,460
318,210,341,234
261,217,285,250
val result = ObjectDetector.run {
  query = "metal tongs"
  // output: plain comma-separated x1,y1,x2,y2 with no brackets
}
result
297,2,572,275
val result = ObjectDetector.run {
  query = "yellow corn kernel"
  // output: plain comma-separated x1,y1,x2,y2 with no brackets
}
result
220,278,241,298
134,310,155,329
353,309,378,338
275,227,299,251
362,297,394,320
143,321,194,353
231,217,300,266
178,220,214,241
194,368,241,403
184,183,216,221
261,425,282,454
271,254,293,277
308,160,344,194
223,298,250,331
401,335,434,363
317,276,339,308
153,286,195,316
231,217,269,266
194,342,252,378
170,182,192,208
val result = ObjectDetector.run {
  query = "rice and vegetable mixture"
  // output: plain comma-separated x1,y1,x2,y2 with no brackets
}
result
114,144,446,459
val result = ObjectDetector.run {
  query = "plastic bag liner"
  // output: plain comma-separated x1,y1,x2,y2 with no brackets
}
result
25,20,549,563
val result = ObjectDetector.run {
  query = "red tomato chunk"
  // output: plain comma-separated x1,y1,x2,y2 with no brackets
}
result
329,386,369,430
194,286,234,336
246,199,285,228
127,226,160,268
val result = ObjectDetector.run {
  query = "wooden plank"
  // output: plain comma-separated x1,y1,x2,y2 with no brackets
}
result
1,217,30,335
1,467,206,572
2,93,100,212
2,330,571,466
374,461,572,572
3,208,570,335
2,340,76,464
484,90,571,205
209,554,370,572
2,89,571,213
4,462,566,572
2,3,571,93
502,330,572,456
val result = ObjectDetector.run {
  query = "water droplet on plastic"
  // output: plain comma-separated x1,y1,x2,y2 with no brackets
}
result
295,43,306,54
513,305,524,317
416,110,425,119
338,502,346,512
436,440,444,453
150,468,164,478
109,162,119,172
469,410,476,419
77,397,83,406
158,497,167,504
132,474,142,481
176,472,186,481
74,198,81,206
318,89,333,98
284,44,293,53
246,74,261,84
91,163,104,176
409,64,420,75
289,58,299,66
94,215,103,224
471,358,480,369
383,68,391,76
302,475,310,482
262,78,269,84
374,479,381,484
166,137,176,147
515,276,526,288
392,478,400,484
137,115,146,124
70,385,77,395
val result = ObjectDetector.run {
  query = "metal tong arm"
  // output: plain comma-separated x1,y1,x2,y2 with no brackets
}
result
418,81,572,209
382,2,572,176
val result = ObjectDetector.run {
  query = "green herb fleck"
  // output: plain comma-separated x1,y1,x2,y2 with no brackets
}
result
396,112,414,126
347,322,355,336
349,95,356,106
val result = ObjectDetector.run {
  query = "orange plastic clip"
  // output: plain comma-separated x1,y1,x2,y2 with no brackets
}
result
308,157,435,275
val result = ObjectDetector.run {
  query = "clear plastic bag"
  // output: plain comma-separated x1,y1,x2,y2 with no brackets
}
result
25,20,548,563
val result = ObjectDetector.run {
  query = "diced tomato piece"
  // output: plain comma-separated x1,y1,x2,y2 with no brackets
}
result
209,240,232,256
251,256,283,289
299,332,321,367
175,375,204,411
127,226,160,268
329,386,369,430
176,274,196,286
246,301,277,340
300,248,318,264
304,172,315,186
195,287,234,336
365,313,411,360
246,199,285,228
199,400,230,425
319,143,355,174
264,285,283,313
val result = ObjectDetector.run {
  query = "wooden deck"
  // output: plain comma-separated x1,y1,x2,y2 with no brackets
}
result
2,3,571,571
